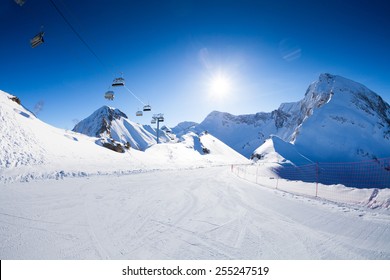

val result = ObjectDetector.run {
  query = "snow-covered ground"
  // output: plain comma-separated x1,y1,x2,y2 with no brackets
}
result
232,163,390,208
1,89,390,260
1,166,389,260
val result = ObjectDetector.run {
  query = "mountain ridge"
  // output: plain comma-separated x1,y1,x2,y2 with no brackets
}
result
179,73,390,161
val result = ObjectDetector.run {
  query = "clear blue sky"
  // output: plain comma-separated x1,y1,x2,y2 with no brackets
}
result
1,0,389,129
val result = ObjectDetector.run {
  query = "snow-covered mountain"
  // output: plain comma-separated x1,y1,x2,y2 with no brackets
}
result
171,121,199,137
253,73,390,164
72,106,171,152
0,90,133,181
0,91,248,182
295,74,389,161
194,74,390,162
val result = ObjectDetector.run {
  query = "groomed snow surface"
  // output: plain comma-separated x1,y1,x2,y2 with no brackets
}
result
1,167,389,260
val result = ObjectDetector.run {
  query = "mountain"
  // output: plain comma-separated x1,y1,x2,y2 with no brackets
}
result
0,90,137,181
196,74,390,162
196,110,275,158
171,121,199,137
253,73,390,163
72,106,171,152
0,91,248,182
297,74,390,162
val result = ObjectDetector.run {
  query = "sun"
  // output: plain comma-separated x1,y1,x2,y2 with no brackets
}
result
210,74,231,97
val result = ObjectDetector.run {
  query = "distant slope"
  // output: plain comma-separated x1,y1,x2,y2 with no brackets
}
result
197,111,275,158
171,121,199,137
73,106,171,151
177,132,248,164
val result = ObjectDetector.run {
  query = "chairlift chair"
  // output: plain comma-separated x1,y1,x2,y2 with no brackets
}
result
151,119,156,124
104,90,114,100
143,104,152,112
136,110,143,117
112,77,125,87
14,0,26,6
158,116,164,122
30,32,44,48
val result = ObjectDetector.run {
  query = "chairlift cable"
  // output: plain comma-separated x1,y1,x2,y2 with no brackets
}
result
124,85,145,105
48,0,109,72
48,0,150,109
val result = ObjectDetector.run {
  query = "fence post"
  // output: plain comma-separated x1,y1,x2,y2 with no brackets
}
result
256,165,259,184
315,162,319,197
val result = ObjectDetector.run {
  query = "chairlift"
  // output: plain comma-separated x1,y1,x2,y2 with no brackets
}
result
112,77,125,87
136,110,143,117
143,104,152,112
14,0,26,6
152,113,164,122
104,90,114,100
30,31,44,48
151,119,156,124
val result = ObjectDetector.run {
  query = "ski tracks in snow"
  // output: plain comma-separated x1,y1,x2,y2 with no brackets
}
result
78,181,112,259
1,166,390,259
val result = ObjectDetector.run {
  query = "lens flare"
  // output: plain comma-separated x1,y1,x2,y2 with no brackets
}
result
210,73,231,97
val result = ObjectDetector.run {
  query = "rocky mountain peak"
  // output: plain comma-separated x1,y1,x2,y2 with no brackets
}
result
72,106,127,138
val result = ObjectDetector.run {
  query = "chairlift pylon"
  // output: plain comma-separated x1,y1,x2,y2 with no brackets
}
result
152,113,164,122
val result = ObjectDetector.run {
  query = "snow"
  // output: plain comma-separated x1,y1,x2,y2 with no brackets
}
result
171,121,198,137
1,167,389,259
292,74,390,162
233,163,390,208
1,86,390,260
0,90,248,183
253,136,313,165
248,74,390,189
195,74,390,162
196,111,276,158
72,105,171,151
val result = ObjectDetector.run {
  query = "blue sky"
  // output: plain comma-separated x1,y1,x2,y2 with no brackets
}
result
1,0,389,129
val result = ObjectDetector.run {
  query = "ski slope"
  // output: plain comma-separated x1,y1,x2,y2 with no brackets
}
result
1,166,389,260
